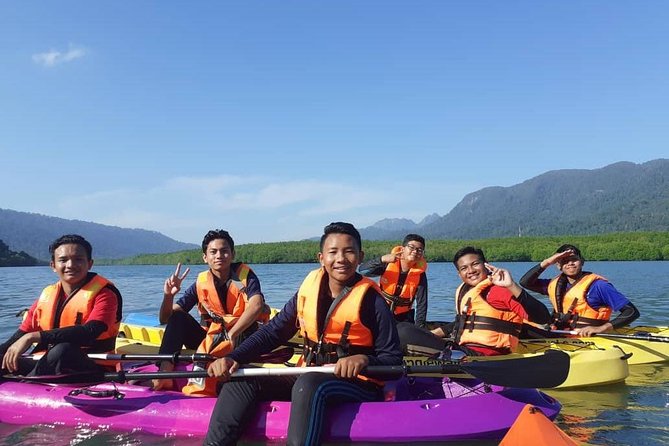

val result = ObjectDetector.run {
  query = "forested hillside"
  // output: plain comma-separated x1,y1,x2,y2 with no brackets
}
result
0,239,41,267
363,159,669,240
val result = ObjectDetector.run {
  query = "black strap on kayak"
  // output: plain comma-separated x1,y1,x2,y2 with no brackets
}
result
69,382,125,400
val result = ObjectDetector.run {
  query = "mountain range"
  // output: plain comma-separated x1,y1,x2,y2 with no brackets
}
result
0,209,197,261
1,159,667,261
360,159,669,240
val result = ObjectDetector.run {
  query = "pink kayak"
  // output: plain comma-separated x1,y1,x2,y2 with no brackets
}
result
0,375,560,442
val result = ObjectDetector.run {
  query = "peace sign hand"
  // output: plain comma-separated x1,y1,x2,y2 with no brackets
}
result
485,263,515,288
164,262,191,297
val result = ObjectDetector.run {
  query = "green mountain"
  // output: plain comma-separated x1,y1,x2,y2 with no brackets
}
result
364,159,669,240
0,209,198,261
0,239,41,267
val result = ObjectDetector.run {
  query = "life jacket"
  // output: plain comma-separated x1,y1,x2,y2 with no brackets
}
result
296,268,381,385
183,264,268,397
34,273,121,353
453,279,524,352
547,272,612,330
379,246,427,316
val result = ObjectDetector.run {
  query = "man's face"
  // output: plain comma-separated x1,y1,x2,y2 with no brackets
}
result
318,233,362,285
455,253,488,287
51,243,93,287
203,238,234,275
557,254,583,277
402,241,425,264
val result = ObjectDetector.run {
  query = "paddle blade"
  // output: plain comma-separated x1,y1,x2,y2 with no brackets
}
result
461,349,570,388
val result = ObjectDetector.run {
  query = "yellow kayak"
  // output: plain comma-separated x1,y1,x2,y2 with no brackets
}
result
118,320,628,389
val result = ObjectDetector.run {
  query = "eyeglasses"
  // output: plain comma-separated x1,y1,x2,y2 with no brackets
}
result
405,244,425,255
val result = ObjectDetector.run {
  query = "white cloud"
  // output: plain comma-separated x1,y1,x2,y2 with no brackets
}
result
50,174,458,244
32,44,87,67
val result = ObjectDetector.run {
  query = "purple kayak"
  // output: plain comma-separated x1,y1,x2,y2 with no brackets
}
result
0,375,560,442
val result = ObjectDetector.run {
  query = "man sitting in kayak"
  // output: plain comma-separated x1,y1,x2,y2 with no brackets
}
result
204,222,403,446
152,229,269,394
0,234,122,376
519,244,640,337
398,246,551,357
359,233,429,329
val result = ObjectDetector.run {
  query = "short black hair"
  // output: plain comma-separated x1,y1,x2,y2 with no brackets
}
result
320,222,362,251
452,246,486,267
202,229,235,253
402,233,426,247
49,234,93,261
556,243,583,260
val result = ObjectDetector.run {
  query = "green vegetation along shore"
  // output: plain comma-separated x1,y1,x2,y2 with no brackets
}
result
101,232,669,266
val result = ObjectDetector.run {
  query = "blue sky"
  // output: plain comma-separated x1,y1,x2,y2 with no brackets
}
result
1,2,667,245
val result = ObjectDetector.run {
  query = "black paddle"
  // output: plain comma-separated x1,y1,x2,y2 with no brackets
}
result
550,329,669,344
5,349,569,388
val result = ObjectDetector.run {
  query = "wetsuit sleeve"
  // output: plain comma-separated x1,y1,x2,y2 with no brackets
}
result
358,258,387,277
175,282,198,312
413,273,428,328
360,289,403,367
519,264,551,295
609,302,640,328
514,289,552,324
228,293,300,364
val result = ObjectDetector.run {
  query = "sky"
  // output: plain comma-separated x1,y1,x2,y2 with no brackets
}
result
1,2,668,245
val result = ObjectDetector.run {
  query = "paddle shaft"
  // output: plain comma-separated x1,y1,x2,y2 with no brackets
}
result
102,350,570,389
551,329,669,343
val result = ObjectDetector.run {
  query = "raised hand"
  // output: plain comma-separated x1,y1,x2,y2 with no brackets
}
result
485,263,515,288
540,250,575,269
164,262,191,297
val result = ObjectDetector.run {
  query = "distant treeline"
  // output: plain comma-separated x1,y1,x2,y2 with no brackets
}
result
0,239,43,267
100,232,669,265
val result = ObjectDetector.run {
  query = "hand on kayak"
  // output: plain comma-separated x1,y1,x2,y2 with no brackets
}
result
1,332,39,373
576,323,613,337
334,354,369,378
207,357,239,381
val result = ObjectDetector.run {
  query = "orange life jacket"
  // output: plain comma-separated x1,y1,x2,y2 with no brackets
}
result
183,265,267,397
548,273,612,329
296,268,381,385
379,246,427,316
453,279,523,352
34,274,120,353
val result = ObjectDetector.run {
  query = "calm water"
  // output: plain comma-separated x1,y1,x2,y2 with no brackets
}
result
1,262,668,445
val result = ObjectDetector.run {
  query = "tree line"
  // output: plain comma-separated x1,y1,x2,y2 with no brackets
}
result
101,231,669,266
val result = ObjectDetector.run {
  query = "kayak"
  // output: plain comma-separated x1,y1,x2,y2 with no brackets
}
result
0,373,561,442
118,318,628,389
521,325,669,365
573,326,669,365
514,339,630,388
499,403,578,446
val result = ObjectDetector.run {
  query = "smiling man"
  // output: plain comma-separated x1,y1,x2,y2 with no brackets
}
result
0,234,122,376
520,244,640,336
204,222,402,446
359,233,429,328
152,229,268,394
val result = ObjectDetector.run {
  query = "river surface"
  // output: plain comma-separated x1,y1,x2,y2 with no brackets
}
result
1,261,668,445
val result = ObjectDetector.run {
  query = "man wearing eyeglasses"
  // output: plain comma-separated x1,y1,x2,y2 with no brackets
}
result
359,234,428,329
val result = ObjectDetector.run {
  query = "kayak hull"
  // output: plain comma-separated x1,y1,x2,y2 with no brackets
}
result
0,377,560,442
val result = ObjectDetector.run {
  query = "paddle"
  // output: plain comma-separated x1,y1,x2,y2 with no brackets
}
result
551,330,669,344
28,346,295,364
6,349,568,388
